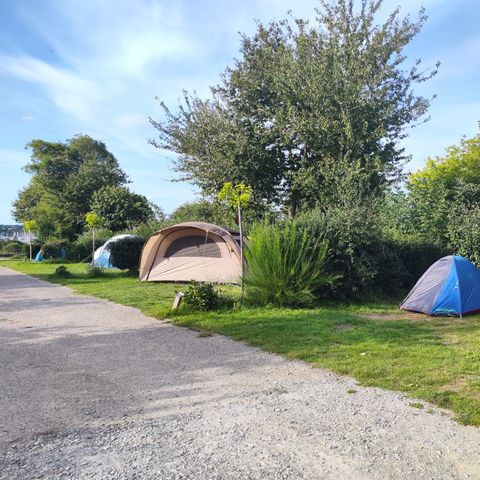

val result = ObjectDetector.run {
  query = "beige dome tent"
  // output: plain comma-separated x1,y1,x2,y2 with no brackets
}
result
139,222,243,284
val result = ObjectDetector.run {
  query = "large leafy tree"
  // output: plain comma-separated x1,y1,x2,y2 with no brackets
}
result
90,186,154,232
151,0,437,216
406,128,480,249
12,135,128,240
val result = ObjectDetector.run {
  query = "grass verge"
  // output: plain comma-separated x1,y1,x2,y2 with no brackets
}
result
2,259,479,426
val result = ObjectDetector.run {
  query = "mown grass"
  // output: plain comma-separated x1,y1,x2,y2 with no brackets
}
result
0,259,180,318
2,259,479,426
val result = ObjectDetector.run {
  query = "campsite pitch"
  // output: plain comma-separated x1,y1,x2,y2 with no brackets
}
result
1,266,480,480
2,259,480,426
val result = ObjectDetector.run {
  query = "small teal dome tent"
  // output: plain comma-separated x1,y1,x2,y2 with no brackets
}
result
400,255,480,316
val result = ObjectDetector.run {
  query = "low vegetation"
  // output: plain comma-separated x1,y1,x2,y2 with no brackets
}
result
2,260,179,318
2,258,479,427
244,221,334,306
109,236,144,272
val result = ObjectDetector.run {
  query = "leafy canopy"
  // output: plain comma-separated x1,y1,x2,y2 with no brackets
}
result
218,182,253,209
12,135,128,240
405,128,480,248
90,185,154,232
85,212,102,229
23,219,38,233
151,0,437,216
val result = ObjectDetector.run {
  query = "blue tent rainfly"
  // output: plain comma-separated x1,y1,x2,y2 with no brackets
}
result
400,255,480,316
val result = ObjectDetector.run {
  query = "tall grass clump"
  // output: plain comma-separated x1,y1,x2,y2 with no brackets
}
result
244,221,335,307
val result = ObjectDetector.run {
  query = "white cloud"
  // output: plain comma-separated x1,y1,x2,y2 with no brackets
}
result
0,55,98,121
0,0,206,160
21,115,34,121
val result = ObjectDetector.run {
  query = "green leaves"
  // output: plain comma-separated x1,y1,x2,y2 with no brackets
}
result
85,212,102,229
13,135,129,240
244,221,335,307
217,182,253,209
23,219,38,233
90,186,154,232
151,0,436,217
405,129,480,257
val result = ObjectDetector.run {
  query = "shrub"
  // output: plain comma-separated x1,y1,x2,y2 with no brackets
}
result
392,238,446,287
244,221,335,307
296,208,446,297
86,266,104,277
448,204,480,267
21,240,42,259
54,265,70,277
128,220,166,241
182,281,222,311
0,240,23,256
70,229,113,261
109,236,144,272
41,241,67,259
297,206,386,297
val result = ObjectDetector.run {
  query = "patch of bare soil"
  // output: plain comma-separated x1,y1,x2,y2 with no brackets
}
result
442,377,480,401
361,312,426,322
334,323,355,331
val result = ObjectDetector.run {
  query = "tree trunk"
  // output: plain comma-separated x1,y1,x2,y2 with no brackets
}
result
29,231,32,261
288,194,298,219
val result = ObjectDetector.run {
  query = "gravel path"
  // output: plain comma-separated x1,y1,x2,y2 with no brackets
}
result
0,266,479,480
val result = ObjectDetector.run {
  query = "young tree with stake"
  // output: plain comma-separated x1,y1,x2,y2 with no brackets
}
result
85,212,102,266
23,219,38,261
218,182,252,298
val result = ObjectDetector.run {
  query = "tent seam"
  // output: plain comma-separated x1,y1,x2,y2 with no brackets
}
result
454,257,462,316
430,257,452,314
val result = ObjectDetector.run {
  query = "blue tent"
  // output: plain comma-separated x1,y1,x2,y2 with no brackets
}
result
400,255,480,316
92,234,138,268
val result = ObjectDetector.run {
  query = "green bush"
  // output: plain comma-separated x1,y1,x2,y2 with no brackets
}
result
448,204,480,267
297,206,385,297
128,220,165,240
296,208,445,297
86,266,105,277
21,240,42,259
0,240,23,256
182,281,222,311
41,241,67,259
109,236,144,272
244,221,335,307
69,229,113,261
54,265,70,277
393,239,446,286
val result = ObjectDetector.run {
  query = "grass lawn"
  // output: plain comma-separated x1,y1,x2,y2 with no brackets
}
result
0,259,181,318
2,259,479,426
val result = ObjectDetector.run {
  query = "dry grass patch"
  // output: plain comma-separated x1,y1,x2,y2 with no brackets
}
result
334,323,355,331
361,312,425,322
442,377,480,401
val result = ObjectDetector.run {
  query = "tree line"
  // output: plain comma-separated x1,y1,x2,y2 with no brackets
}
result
12,135,157,241
11,0,480,294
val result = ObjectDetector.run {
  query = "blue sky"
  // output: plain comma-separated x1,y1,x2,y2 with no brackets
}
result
0,0,479,224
